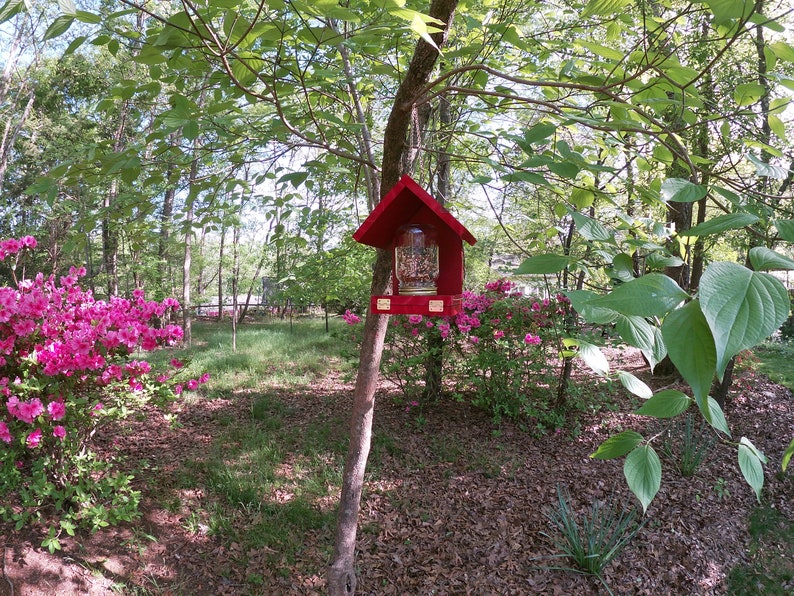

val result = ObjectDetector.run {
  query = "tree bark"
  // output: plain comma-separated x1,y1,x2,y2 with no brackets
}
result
327,2,459,594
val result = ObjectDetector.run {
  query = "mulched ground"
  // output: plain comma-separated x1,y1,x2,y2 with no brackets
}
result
1,347,792,595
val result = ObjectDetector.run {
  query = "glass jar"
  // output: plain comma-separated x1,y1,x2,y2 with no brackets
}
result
394,223,439,295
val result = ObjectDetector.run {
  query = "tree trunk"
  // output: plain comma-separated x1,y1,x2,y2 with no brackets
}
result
328,2,459,593
423,94,452,401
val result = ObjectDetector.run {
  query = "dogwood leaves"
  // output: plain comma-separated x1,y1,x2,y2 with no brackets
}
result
699,262,791,379
587,260,789,510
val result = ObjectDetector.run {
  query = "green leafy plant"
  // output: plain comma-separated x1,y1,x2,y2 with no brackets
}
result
542,485,646,588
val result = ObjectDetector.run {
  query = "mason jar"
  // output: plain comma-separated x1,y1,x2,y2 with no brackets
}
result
394,223,439,295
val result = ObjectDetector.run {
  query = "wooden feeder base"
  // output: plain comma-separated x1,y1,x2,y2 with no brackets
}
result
369,294,463,317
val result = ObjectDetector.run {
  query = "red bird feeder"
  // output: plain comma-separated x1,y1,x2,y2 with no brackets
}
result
352,175,476,316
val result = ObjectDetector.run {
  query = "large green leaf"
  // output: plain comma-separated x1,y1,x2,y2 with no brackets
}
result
643,326,668,373
661,300,716,405
617,371,653,399
43,14,75,40
593,273,689,317
773,219,794,242
591,430,644,459
679,213,759,237
624,445,661,513
576,340,610,376
572,211,615,243
660,178,707,203
738,437,767,502
700,396,731,436
699,262,791,378
748,247,794,271
565,290,618,325
635,390,692,418
747,153,789,179
615,314,655,350
516,254,569,274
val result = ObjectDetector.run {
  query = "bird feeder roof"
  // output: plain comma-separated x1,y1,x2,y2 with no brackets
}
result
353,175,476,249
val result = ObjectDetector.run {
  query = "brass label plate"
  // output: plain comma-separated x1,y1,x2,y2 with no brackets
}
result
376,298,391,310
428,300,444,313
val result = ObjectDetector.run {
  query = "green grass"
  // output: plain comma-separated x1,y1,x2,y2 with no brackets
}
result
752,341,794,389
140,319,358,582
728,504,794,594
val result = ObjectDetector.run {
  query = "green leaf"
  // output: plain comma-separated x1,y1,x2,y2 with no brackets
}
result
617,370,653,399
768,115,787,141
699,262,791,379
733,82,766,107
565,290,618,325
624,445,661,513
738,437,767,502
782,437,794,472
748,247,794,271
570,188,594,209
582,0,631,18
661,178,707,203
591,430,644,459
661,300,716,405
43,14,75,40
705,0,754,24
769,40,794,62
516,254,569,274
594,273,689,318
642,326,668,373
576,340,610,376
680,213,760,237
609,253,636,283
576,40,625,60
0,0,29,25
773,219,794,242
614,314,655,351
521,122,557,146
572,211,615,243
700,396,731,436
747,153,790,179
635,390,692,418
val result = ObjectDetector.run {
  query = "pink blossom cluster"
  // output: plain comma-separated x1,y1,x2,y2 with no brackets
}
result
0,237,207,454
342,309,361,325
390,279,570,347
0,236,36,260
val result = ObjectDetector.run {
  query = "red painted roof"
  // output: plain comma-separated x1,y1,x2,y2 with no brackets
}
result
352,175,476,249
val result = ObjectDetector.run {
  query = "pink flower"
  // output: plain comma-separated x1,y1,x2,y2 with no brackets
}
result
53,425,66,440
469,336,480,344
174,384,184,395
187,379,199,390
170,358,184,369
524,333,541,345
199,373,210,384
494,330,504,340
47,399,66,421
0,421,11,443
20,236,37,249
90,402,104,416
408,314,423,325
16,398,44,424
26,428,43,448
342,309,361,325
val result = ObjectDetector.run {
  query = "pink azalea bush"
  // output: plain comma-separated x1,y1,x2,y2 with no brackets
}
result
349,279,573,428
0,237,207,543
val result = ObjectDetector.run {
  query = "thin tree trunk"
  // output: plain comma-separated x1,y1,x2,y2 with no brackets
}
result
328,2,459,593
218,225,225,321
